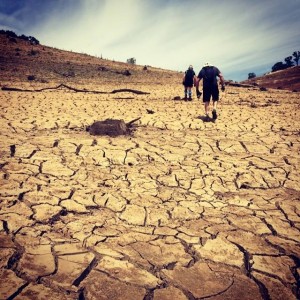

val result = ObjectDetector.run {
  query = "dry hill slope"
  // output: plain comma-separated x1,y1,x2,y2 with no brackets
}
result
0,33,181,90
241,66,300,91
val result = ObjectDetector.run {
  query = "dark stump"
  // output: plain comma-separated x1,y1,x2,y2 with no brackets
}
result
88,119,128,136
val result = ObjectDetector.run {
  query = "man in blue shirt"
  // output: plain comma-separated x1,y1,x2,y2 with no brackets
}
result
196,62,225,120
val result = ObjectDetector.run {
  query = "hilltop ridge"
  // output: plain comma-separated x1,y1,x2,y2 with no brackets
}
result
241,66,300,91
0,33,181,89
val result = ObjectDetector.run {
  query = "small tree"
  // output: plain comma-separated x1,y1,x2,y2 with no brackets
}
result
127,57,136,64
248,72,256,79
293,51,300,66
284,56,294,67
28,36,39,45
272,62,287,72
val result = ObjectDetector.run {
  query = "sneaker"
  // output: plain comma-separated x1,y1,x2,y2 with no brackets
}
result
188,97,192,101
212,109,217,120
196,89,202,99
204,114,210,122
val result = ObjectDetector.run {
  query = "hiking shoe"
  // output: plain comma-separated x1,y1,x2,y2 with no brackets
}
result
212,109,217,120
204,114,210,122
196,90,202,99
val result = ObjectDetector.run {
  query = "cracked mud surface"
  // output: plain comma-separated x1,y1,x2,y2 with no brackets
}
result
0,83,299,300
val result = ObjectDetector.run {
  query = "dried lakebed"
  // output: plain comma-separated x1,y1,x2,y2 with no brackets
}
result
0,85,299,299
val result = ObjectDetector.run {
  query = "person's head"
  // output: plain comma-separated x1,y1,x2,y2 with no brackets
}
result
203,62,211,68
188,65,193,70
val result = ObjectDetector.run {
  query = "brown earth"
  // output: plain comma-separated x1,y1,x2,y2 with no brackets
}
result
0,34,300,300
241,66,300,92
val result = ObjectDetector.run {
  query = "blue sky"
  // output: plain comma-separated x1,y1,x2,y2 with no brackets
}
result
1,0,300,81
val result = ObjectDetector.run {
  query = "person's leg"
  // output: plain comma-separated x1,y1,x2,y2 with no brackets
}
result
212,87,219,120
204,101,210,116
187,87,192,100
203,87,212,117
213,101,218,110
184,86,187,100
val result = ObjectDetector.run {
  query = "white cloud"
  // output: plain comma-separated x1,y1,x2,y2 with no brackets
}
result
1,0,300,81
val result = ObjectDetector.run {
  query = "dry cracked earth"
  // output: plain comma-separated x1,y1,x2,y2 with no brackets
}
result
0,83,300,300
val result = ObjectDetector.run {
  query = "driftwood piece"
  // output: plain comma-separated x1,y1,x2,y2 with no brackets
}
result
1,84,150,95
226,82,256,88
111,89,150,95
126,117,141,127
1,86,27,92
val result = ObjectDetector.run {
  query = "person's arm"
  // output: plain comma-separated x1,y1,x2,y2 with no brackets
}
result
196,69,204,88
193,75,197,87
194,77,199,89
218,72,225,91
195,71,202,89
195,77,202,98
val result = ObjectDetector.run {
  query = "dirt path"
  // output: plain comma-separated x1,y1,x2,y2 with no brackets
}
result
0,84,299,299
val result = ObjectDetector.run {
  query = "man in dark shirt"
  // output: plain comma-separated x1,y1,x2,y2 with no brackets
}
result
196,62,225,120
183,65,196,101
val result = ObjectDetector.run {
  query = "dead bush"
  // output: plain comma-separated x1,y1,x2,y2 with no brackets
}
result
27,75,36,81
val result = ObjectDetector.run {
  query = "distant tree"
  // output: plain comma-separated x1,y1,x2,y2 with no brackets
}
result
271,62,288,72
28,36,39,45
293,51,300,66
284,56,294,67
1,30,17,38
0,30,39,45
127,57,136,64
248,72,256,79
19,34,28,41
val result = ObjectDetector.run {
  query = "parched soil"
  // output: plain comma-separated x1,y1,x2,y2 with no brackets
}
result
0,80,299,300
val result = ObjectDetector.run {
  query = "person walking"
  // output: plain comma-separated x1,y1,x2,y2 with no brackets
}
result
182,65,196,101
195,62,225,120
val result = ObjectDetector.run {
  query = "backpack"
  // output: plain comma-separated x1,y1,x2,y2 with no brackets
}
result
185,69,195,81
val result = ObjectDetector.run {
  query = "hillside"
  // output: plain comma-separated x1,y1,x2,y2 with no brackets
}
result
241,66,300,91
0,33,181,90
1,32,299,92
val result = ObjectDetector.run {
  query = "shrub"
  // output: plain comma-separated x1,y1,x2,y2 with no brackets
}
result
29,50,39,56
127,57,136,64
27,75,36,81
248,72,256,79
9,37,17,43
123,70,131,76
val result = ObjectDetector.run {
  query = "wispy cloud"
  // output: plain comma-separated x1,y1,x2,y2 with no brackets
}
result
1,0,299,81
